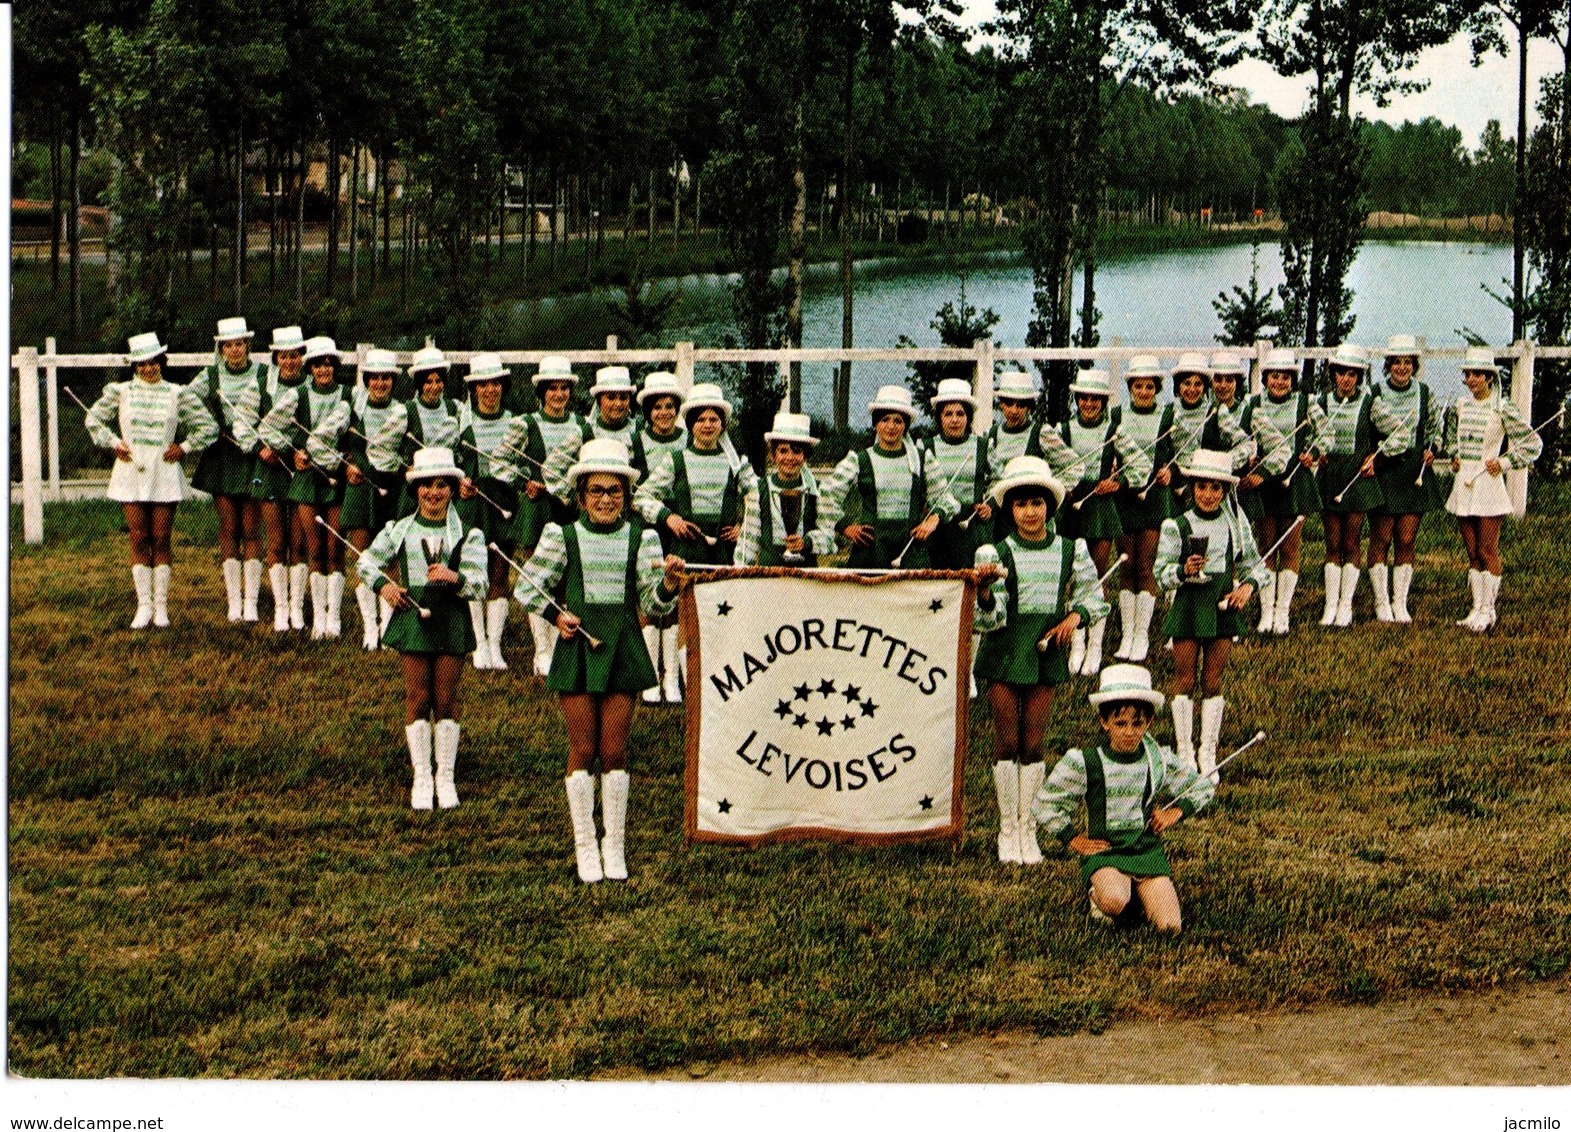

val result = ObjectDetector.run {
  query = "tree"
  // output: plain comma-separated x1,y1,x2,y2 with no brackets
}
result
1520,30,1571,475
1214,242,1286,345
897,274,1002,424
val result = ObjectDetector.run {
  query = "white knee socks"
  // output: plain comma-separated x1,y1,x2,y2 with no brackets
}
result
406,720,434,810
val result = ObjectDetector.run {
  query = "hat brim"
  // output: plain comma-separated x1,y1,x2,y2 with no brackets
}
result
764,432,818,447
1178,465,1239,486
303,350,340,364
1087,688,1166,711
410,362,452,374
931,393,978,410
989,472,1067,509
465,370,508,384
684,399,731,420
128,347,167,364
638,388,685,406
589,383,636,398
406,465,463,483
214,332,255,342
868,402,916,421
567,460,637,488
532,373,578,387
1068,384,1111,397
1123,370,1163,382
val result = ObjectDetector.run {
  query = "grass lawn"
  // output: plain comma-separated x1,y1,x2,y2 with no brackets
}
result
8,486,1571,1078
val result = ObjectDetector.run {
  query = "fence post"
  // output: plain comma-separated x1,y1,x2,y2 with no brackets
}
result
674,341,695,393
973,338,996,434
18,346,45,543
1509,339,1533,519
1252,339,1271,396
45,335,61,501
605,335,618,353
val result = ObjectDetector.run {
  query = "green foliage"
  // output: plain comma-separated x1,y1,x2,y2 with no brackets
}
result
1213,241,1285,345
1521,69,1571,477
897,273,1001,424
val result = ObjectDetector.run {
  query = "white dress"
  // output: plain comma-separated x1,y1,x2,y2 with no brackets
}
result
1444,394,1540,518
86,380,215,503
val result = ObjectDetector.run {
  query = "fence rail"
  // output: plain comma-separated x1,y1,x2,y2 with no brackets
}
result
14,337,1559,544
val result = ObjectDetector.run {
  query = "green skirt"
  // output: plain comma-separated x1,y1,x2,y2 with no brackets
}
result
456,477,519,546
191,442,256,498
510,489,572,550
927,511,989,570
285,465,346,507
1115,484,1170,533
381,586,476,656
250,458,292,502
1079,828,1172,885
1319,453,1384,514
847,517,929,570
1236,480,1266,522
975,611,1071,686
340,469,402,534
546,602,657,694
1162,576,1242,641
665,516,736,567
1373,449,1443,515
1257,462,1322,518
1056,487,1123,541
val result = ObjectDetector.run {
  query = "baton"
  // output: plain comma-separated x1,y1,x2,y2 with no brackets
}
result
1137,406,1216,500
316,516,431,618
1461,405,1565,487
65,384,147,473
487,542,603,648
890,451,980,568
1148,730,1266,829
1219,515,1306,607
1238,416,1315,484
1331,455,1380,504
1036,554,1127,652
415,432,512,519
1067,431,1126,511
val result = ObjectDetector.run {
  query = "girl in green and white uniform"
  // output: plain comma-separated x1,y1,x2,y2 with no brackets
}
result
1110,355,1171,664
454,352,521,671
538,366,642,506
359,446,489,811
512,439,685,884
494,356,592,677
84,331,218,629
1154,449,1269,777
921,378,993,571
1444,347,1543,632
259,334,353,637
251,326,314,632
972,456,1109,865
1366,335,1445,624
1241,348,1326,636
340,348,405,649
630,371,688,481
734,412,836,567
188,316,267,622
374,344,464,520
1315,343,1410,628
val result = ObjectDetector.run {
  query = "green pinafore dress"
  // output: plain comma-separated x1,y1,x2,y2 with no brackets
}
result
1161,512,1242,641
545,522,660,695
847,446,930,570
381,515,478,656
1077,739,1174,884
974,535,1078,686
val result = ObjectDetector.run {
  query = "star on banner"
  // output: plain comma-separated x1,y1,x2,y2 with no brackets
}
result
929,598,944,613
919,795,934,810
841,684,861,703
793,714,809,729
817,678,836,697
718,799,733,813
793,682,812,702
815,717,835,736
859,699,879,718
841,715,857,731
775,699,794,719
716,600,732,616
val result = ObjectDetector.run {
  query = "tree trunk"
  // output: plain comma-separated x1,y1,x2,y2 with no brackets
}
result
549,169,559,277
296,144,307,307
400,197,410,311
268,142,278,291
50,113,62,292
350,142,361,299
583,174,593,283
788,11,807,412
1512,18,1528,341
381,152,392,274
326,133,340,293
525,155,534,282
69,113,81,335
235,120,246,307
597,170,607,259
647,168,656,241
626,175,637,243
694,174,701,238
836,47,856,433
672,164,681,249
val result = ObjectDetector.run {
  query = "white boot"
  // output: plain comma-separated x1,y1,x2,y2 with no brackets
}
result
486,598,510,669
992,761,1022,865
308,572,329,639
269,563,290,632
528,612,558,678
1475,572,1501,632
661,626,683,703
222,558,243,622
406,720,434,810
355,584,380,649
1457,569,1484,627
130,565,155,629
378,595,395,647
1272,570,1298,635
469,600,492,670
1334,563,1359,627
1113,590,1136,659
1369,563,1393,622
1171,694,1196,771
564,770,603,883
969,631,982,699
1198,696,1225,780
1068,628,1087,675
1391,564,1414,624
1017,761,1046,866
288,563,310,630
600,769,630,881
326,573,345,637
1319,562,1341,626
242,558,263,622
641,625,662,703
152,564,172,627
1082,618,1106,676
1129,591,1156,661
433,719,461,809
1255,571,1276,634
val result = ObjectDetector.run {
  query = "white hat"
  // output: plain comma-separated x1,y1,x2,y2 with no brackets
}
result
566,437,638,488
126,332,166,363
683,382,731,422
269,325,306,353
1087,663,1165,711
465,352,509,383
214,316,254,342
303,336,340,363
405,445,463,483
1208,352,1247,377
1173,351,1212,377
1383,334,1421,359
590,365,636,397
1178,447,1239,486
1260,348,1298,373
410,344,450,374
1124,354,1165,382
359,347,400,376
637,371,686,407
868,384,917,422
994,372,1039,401
988,454,1066,509
1327,343,1370,372
1068,369,1113,398
930,378,977,410
1460,346,1500,375
765,411,819,447
533,355,576,387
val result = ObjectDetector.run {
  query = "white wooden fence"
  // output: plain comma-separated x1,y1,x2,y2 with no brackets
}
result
12,336,1560,543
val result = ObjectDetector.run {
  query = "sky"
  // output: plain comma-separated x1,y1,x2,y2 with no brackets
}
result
956,2,1564,150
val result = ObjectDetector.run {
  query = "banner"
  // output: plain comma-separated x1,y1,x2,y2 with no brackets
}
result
681,568,974,845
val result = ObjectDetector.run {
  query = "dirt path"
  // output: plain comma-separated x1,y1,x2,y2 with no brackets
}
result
604,977,1569,1084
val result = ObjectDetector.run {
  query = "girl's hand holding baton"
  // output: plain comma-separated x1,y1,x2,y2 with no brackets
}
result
65,385,147,473
1218,516,1304,609
1037,554,1126,651
1146,731,1267,831
487,542,604,649
314,516,431,618
1460,405,1566,488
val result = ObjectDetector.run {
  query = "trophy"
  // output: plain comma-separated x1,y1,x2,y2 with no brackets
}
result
1184,534,1209,580
778,488,805,564
421,536,457,594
